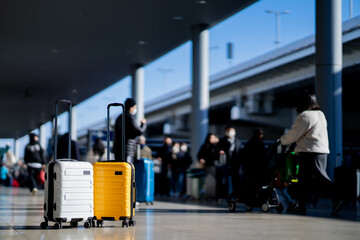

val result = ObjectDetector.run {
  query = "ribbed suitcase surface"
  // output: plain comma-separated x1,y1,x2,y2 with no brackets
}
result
44,161,94,220
93,162,135,226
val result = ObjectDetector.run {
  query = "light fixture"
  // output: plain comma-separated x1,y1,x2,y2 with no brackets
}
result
195,0,207,4
173,16,183,20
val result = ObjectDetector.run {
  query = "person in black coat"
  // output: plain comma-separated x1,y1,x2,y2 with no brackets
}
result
241,128,267,189
217,126,242,198
57,133,80,160
171,142,193,197
113,98,146,163
197,133,220,168
24,133,45,195
157,136,173,196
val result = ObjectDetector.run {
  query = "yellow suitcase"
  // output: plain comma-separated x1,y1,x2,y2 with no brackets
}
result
93,162,135,227
93,103,136,228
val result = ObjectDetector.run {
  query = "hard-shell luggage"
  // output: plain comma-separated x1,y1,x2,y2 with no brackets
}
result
41,100,94,230
135,158,154,204
93,103,136,228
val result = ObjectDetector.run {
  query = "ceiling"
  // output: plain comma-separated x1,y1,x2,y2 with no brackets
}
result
0,0,257,139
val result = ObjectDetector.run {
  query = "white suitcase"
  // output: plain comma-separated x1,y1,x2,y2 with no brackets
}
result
40,100,94,229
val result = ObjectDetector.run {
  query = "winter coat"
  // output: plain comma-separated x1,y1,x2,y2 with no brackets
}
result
56,133,80,160
197,143,220,167
280,110,329,154
113,111,146,160
24,142,45,165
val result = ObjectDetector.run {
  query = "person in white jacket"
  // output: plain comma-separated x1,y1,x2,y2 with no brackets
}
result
280,91,343,215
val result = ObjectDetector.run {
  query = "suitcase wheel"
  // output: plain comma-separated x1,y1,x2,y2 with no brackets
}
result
96,220,103,228
84,221,91,228
40,221,48,229
129,219,136,227
122,220,129,228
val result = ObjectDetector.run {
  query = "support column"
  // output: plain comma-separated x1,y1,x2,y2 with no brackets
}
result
14,139,20,161
315,0,342,180
39,124,47,150
131,64,145,123
191,24,210,162
71,106,77,141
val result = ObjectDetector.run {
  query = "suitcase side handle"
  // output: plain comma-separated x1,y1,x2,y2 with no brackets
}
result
54,99,72,160
107,103,125,161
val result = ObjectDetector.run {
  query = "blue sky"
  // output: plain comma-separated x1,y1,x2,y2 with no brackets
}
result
1,0,360,158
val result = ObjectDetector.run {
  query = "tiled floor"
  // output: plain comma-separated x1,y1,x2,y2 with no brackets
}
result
0,187,359,240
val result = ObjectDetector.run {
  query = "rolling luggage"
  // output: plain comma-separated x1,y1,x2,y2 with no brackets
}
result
135,158,154,204
41,100,94,229
93,103,136,228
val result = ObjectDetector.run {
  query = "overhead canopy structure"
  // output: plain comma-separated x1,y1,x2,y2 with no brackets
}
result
0,0,257,138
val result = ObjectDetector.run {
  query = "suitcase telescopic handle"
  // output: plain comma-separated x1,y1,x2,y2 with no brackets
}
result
54,99,72,160
107,103,125,161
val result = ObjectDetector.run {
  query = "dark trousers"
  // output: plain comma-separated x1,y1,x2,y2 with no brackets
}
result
27,167,41,191
297,153,338,207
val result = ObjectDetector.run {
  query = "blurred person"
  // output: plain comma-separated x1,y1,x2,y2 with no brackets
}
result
93,138,105,161
12,160,28,188
24,133,45,195
138,135,153,160
218,126,242,198
170,142,181,196
57,133,80,160
0,163,11,186
0,143,10,163
241,128,267,189
279,90,344,215
4,143,17,169
197,133,220,168
177,143,193,197
157,136,173,196
113,98,146,163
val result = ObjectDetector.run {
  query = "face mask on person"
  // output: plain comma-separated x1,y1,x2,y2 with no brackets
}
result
227,130,236,138
173,146,180,153
180,145,187,152
131,108,137,115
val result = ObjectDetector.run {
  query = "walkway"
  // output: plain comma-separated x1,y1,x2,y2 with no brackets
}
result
0,187,359,240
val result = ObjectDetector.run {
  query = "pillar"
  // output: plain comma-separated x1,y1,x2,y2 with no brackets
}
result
315,0,343,179
131,64,145,123
71,106,77,141
191,24,210,162
14,138,20,161
39,124,47,150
